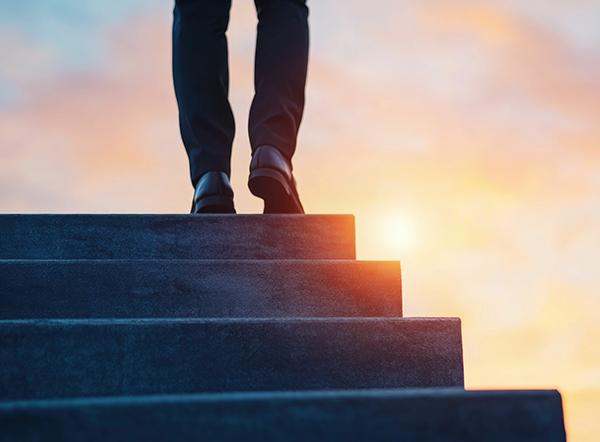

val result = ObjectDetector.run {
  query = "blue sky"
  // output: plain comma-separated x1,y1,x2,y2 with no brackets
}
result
0,0,162,103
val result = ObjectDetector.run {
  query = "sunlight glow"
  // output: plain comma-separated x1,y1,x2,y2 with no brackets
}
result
378,213,419,255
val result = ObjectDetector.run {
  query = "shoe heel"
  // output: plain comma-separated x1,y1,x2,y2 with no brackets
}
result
248,168,291,202
192,196,236,214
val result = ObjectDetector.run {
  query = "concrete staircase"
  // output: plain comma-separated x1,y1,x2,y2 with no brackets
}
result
0,214,566,441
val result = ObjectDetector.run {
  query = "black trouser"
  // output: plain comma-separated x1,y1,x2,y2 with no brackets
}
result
173,0,309,187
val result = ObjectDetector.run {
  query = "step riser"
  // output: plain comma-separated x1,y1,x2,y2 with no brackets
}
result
0,319,463,400
0,260,402,318
0,215,355,259
0,390,566,442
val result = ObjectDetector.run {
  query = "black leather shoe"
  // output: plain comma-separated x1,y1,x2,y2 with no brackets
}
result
248,145,304,214
191,171,236,214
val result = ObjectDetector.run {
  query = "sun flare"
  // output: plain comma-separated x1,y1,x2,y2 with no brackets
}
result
378,213,419,256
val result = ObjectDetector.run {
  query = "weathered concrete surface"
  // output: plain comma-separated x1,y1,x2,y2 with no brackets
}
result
0,260,402,318
0,389,566,442
0,318,463,400
0,215,355,259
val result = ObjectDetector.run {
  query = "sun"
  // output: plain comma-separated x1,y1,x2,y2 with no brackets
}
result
378,213,419,255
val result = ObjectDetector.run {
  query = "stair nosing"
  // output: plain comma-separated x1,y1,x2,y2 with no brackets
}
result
0,317,457,325
0,388,560,409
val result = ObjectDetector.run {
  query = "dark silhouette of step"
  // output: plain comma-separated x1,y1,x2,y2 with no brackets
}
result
0,260,402,318
0,215,355,259
0,389,566,442
0,213,566,440
0,318,463,400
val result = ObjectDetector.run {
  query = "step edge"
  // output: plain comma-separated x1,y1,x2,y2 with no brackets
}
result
0,388,562,410
0,214,355,219
0,317,457,326
0,259,399,264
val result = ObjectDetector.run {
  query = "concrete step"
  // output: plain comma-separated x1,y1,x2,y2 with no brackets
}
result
0,318,463,400
0,214,355,260
0,389,566,442
0,259,402,319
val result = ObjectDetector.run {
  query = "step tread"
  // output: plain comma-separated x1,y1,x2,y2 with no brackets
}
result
0,318,463,400
0,259,402,318
0,214,355,259
0,389,566,442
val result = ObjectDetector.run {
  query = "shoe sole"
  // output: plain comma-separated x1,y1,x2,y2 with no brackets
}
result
248,168,304,214
192,196,236,214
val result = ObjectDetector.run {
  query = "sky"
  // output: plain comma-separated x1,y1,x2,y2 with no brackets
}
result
1,0,600,439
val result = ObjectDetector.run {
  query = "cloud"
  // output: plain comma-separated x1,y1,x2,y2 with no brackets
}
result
0,12,187,212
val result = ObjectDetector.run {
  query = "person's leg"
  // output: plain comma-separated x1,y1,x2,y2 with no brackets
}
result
173,0,235,187
249,0,309,161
